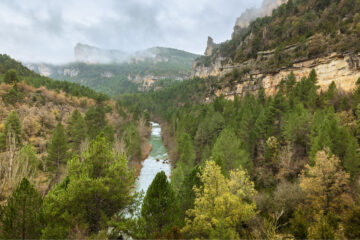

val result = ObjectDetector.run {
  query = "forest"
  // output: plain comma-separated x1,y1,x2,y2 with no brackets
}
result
114,70,360,238
1,0,360,239
3,65,360,238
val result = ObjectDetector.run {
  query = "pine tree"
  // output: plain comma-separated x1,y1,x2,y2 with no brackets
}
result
172,133,196,190
141,171,179,237
85,106,107,139
286,71,296,95
1,178,43,239
42,135,135,237
4,69,19,85
67,110,87,155
212,127,251,171
1,111,22,149
47,123,68,172
178,166,202,224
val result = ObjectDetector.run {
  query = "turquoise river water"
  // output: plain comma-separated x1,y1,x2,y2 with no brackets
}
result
135,122,171,193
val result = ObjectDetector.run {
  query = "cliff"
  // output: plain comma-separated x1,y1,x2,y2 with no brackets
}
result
192,0,360,101
203,53,360,102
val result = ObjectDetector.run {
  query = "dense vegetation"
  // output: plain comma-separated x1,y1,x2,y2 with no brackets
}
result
2,0,360,238
197,0,360,72
0,54,107,101
0,65,148,238
117,69,360,238
29,47,199,96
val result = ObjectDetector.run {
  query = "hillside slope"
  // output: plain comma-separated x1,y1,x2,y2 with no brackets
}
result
0,56,150,204
192,0,360,100
27,45,200,96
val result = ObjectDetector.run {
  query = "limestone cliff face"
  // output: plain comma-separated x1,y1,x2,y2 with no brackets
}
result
203,53,360,102
191,57,224,78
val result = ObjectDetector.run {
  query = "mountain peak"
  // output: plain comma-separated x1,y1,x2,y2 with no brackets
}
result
74,43,127,64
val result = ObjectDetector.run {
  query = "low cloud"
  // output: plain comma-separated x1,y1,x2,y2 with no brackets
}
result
0,0,261,63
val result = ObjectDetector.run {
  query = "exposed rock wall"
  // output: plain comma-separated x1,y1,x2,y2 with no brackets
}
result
203,53,360,102
204,37,218,56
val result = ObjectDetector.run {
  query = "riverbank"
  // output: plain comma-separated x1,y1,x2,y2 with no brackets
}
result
135,122,171,192
128,124,153,177
151,116,178,167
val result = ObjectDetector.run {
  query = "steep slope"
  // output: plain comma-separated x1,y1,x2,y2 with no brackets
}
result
27,45,200,96
192,0,360,100
0,56,150,204
0,54,106,101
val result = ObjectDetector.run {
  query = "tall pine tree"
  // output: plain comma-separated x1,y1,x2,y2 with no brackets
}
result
47,123,68,172
67,110,87,155
141,171,179,237
1,178,43,239
0,111,22,150
42,135,135,238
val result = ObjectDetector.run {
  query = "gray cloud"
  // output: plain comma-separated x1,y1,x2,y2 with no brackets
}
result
0,0,261,63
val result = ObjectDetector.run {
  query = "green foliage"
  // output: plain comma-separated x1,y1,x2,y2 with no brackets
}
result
282,103,312,148
0,54,107,100
211,127,252,172
0,111,22,150
103,125,115,142
309,108,360,175
344,206,360,239
29,48,199,96
177,166,202,225
123,122,141,160
171,133,196,190
85,106,107,139
42,135,135,237
4,69,19,85
2,87,24,105
1,178,43,239
141,171,179,238
197,0,360,72
182,160,257,238
47,123,68,171
67,110,87,155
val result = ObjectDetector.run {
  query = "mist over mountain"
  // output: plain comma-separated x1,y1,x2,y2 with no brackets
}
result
26,43,200,95
74,43,128,64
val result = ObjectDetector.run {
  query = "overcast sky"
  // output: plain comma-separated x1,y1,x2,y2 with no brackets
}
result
0,0,261,63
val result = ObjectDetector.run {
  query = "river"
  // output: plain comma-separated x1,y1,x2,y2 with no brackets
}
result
135,122,171,193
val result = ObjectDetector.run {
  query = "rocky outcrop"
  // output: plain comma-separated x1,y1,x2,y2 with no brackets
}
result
204,53,360,102
204,37,218,56
192,57,225,78
234,0,287,35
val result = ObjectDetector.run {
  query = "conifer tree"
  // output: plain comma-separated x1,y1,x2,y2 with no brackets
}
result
1,111,22,149
47,123,68,172
178,166,202,224
1,178,43,239
67,110,87,155
172,133,196,190
4,69,19,85
212,127,251,171
85,106,107,139
42,135,135,237
141,171,179,237
286,71,296,95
